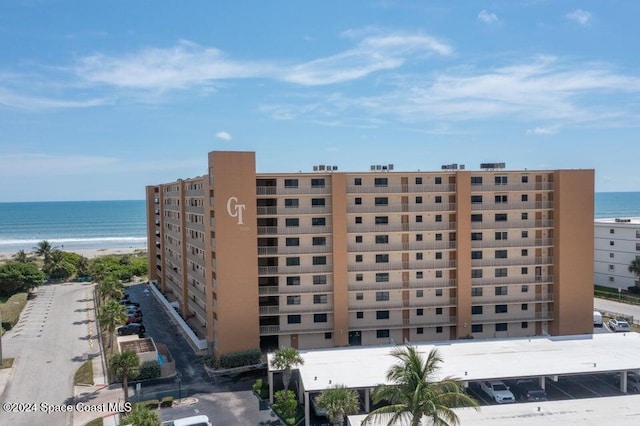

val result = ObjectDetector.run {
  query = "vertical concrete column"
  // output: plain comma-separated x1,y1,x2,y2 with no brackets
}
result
539,377,545,390
304,392,311,426
269,371,274,403
621,371,628,393
364,388,370,412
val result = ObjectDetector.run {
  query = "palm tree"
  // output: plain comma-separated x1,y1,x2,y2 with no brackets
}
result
121,404,161,426
315,384,361,426
33,240,56,265
110,350,140,404
98,300,128,354
12,250,33,263
98,275,124,304
272,347,304,392
629,259,640,282
363,346,478,426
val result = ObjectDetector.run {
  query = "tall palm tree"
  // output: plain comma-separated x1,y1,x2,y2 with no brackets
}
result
315,384,360,426
98,300,128,354
629,259,640,282
98,275,124,304
33,240,56,265
121,404,160,426
12,250,33,263
110,350,140,403
272,347,304,392
363,346,478,426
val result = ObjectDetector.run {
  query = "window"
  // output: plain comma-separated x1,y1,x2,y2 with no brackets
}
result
285,198,299,208
376,329,390,338
609,264,615,271
471,269,483,278
313,236,326,246
472,324,483,333
435,177,442,184
495,213,507,222
435,252,443,259
521,194,528,202
287,295,301,305
374,178,388,187
637,230,640,238
416,215,423,223
435,270,443,278
376,310,390,320
354,178,362,186
521,249,528,256
376,273,389,282
471,176,483,185
314,294,328,304
495,250,507,259
286,237,300,246
287,276,300,286
471,232,483,241
413,253,422,261
375,197,389,206
356,273,363,281
522,285,529,292
313,275,327,285
355,217,363,224
285,218,299,227
472,306,483,315
314,313,328,323
521,175,529,183
471,214,483,222
416,234,423,241
495,268,508,277
375,235,389,244
471,287,483,297
521,212,528,220
284,179,298,188
435,233,443,241
312,256,327,265
325,332,332,339
610,253,615,258
356,311,364,319
471,251,483,260
435,196,442,204
416,196,423,204
435,307,443,315
375,216,389,225
495,323,508,332
495,304,508,313
610,228,615,234
521,267,528,275
311,178,325,188
355,254,363,263
356,292,363,300
521,231,529,238
415,177,423,184
416,271,424,279
417,308,424,316
355,197,362,205
286,257,300,266
312,217,326,226
471,195,483,204
522,322,529,329
376,291,390,301
495,286,508,295
609,276,615,282
495,232,507,240
288,315,302,324
435,216,443,225
376,254,389,263
312,198,326,206
417,327,424,334
495,195,508,203
610,241,615,246
416,290,424,297
521,303,528,311
355,235,363,243
435,289,443,296
495,176,508,185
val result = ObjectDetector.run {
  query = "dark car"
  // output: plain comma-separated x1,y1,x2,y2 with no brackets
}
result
117,323,146,337
126,314,143,324
119,299,140,308
506,379,547,401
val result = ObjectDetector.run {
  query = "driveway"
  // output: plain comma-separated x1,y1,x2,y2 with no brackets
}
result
594,298,640,322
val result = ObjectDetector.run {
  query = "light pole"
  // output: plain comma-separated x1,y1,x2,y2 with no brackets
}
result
619,288,622,301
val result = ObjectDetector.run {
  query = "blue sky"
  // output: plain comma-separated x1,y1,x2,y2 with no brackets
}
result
1,1,639,201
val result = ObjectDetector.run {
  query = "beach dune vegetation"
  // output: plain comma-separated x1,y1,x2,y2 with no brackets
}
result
0,261,45,297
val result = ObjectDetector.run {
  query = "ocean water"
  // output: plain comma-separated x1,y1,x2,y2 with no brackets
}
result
0,193,638,254
0,200,147,253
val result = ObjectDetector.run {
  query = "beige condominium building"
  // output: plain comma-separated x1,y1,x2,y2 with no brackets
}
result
146,151,594,357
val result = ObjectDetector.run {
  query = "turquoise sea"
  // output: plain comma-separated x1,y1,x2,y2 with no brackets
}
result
0,193,638,253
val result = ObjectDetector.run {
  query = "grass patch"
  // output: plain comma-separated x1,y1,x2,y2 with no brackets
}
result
1,358,14,369
84,417,103,426
0,293,28,333
74,359,94,385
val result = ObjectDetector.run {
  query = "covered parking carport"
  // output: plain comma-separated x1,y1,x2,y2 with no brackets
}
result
268,332,640,426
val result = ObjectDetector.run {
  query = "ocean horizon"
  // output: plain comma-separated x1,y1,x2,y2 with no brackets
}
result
0,192,639,254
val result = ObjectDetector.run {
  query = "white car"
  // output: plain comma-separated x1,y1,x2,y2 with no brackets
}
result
479,380,516,404
609,319,631,332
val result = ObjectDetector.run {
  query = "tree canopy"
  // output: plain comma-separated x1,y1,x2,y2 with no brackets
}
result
0,261,45,297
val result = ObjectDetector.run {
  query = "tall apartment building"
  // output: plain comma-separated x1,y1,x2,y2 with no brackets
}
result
146,151,594,357
594,218,640,290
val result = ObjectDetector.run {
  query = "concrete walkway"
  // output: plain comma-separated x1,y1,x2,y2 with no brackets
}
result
594,297,640,323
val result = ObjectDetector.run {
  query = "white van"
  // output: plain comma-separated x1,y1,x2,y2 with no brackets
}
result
169,415,212,426
594,310,603,327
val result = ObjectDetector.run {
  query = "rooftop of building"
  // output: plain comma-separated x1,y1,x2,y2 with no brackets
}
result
268,333,640,393
595,217,640,225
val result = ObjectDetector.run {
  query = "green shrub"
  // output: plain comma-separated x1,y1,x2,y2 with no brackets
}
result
141,399,160,410
160,396,173,408
273,390,297,421
218,349,262,369
253,378,269,399
135,361,161,381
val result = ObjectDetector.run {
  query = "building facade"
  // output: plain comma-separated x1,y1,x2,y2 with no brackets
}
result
594,218,640,290
146,151,594,357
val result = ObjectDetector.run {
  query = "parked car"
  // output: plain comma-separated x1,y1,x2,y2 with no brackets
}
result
169,415,211,426
479,380,515,404
126,314,143,324
505,379,547,401
119,299,140,308
609,319,631,332
125,305,142,315
593,310,603,327
117,323,146,337
614,372,640,392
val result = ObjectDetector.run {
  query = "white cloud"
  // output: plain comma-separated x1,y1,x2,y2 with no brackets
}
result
215,131,232,141
566,9,592,26
0,87,110,110
478,10,500,25
526,126,559,135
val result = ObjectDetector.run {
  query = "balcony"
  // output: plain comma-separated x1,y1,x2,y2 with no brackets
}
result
258,264,333,275
471,238,553,249
471,182,554,192
258,226,332,235
471,220,554,230
259,324,333,335
471,201,554,211
256,186,332,196
471,275,554,286
347,204,456,214
259,305,280,315
473,312,554,323
470,257,553,268
348,241,457,252
347,223,457,233
347,260,456,272
346,184,456,194
279,304,334,314
257,245,332,255
258,284,334,295
472,293,554,305
257,206,332,215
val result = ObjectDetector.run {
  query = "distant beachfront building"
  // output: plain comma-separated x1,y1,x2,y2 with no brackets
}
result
594,218,640,290
146,151,594,357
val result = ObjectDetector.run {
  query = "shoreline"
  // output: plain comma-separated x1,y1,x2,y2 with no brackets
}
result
0,246,147,261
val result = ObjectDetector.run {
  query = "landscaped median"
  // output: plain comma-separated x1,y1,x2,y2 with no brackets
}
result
0,292,28,333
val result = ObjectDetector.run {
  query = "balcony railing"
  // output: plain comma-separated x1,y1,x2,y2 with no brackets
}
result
471,201,554,211
258,226,332,235
258,264,333,275
471,238,553,249
471,293,553,305
258,284,334,295
257,245,332,255
257,206,332,215
471,182,554,192
470,257,553,268
347,260,456,272
471,275,554,286
347,204,456,214
256,186,332,196
471,220,554,230
348,241,457,252
473,312,554,323
259,324,333,335
346,223,457,233
346,184,456,194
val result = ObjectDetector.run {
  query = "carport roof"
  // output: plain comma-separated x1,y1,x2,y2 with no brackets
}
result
268,333,640,393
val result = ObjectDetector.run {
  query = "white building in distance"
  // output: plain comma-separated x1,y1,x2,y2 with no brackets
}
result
595,218,640,290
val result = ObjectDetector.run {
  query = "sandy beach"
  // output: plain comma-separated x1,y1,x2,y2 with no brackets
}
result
0,246,147,262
